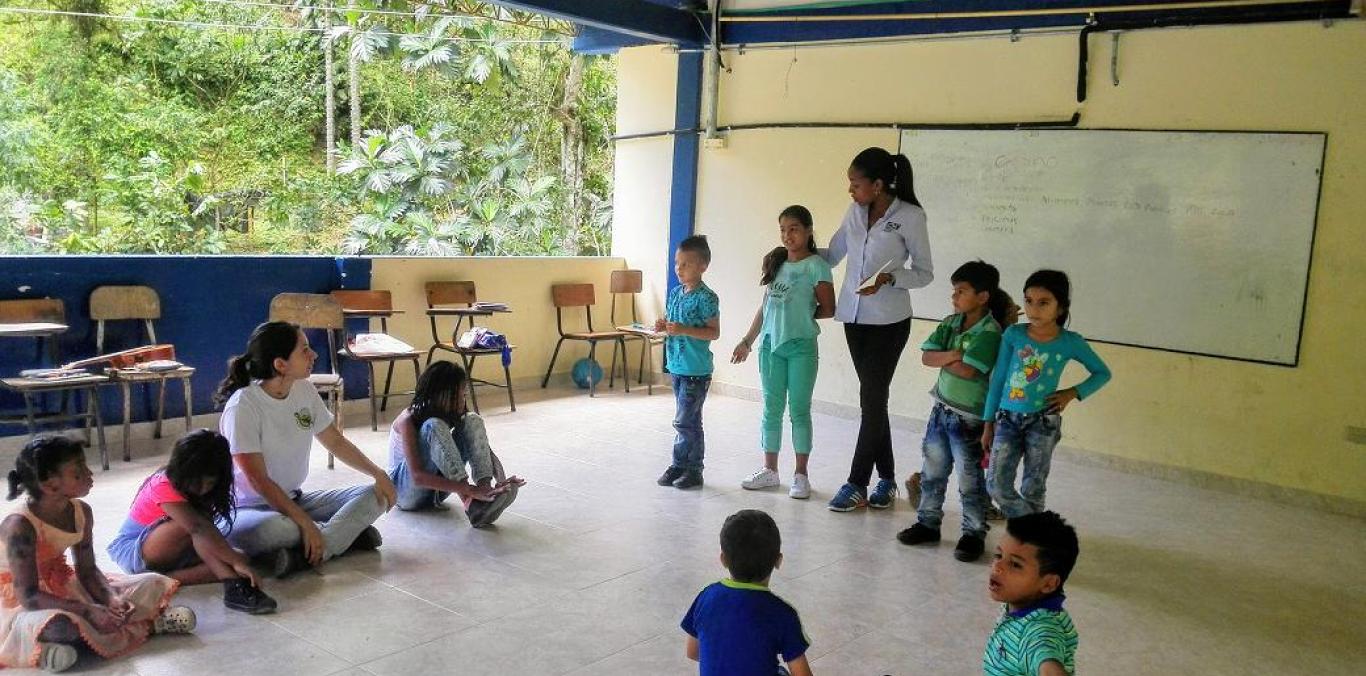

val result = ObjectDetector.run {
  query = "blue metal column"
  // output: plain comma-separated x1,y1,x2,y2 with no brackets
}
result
666,51,704,292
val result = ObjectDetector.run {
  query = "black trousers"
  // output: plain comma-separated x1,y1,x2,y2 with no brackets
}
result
844,317,912,487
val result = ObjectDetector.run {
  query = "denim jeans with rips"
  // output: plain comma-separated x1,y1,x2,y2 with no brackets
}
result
987,410,1063,519
917,403,989,537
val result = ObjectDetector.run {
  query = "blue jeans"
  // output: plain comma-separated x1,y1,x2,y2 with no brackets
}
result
390,415,496,510
670,374,711,471
988,410,1063,518
917,403,989,537
226,484,383,560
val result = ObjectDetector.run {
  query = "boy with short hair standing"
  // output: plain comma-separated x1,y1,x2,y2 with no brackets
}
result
656,235,720,490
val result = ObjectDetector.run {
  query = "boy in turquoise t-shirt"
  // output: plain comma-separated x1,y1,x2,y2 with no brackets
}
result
656,235,720,490
898,261,1004,562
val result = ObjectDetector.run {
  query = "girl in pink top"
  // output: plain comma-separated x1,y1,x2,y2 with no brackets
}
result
108,430,277,615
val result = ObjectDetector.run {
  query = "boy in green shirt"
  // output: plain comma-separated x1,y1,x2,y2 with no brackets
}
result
897,261,1005,562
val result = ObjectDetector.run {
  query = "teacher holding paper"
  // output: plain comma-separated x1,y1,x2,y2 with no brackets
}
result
823,147,934,513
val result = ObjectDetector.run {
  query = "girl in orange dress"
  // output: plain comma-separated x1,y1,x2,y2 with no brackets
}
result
0,436,194,673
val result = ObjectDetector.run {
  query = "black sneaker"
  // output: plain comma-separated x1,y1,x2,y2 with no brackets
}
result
223,577,279,615
466,485,518,528
672,470,704,490
657,466,686,486
271,547,308,579
896,522,941,546
347,525,383,552
953,533,986,562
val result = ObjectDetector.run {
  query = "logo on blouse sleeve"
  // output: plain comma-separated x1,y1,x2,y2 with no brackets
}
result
294,409,314,429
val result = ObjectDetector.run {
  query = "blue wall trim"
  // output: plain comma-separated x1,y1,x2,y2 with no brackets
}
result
666,51,704,294
720,0,1353,44
492,0,704,45
0,256,372,437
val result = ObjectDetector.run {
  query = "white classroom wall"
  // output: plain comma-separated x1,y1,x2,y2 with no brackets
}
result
611,20,1366,510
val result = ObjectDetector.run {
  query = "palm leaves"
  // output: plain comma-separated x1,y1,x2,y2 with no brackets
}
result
338,122,567,256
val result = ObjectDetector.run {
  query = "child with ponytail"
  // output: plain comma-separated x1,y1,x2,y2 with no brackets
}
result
0,436,194,673
733,205,836,500
215,321,397,579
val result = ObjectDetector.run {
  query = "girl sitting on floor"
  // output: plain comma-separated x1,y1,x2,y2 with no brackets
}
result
388,361,524,528
1,436,194,673
108,429,277,615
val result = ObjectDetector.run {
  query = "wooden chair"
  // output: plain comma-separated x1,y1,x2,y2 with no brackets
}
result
90,285,195,462
329,290,422,431
424,281,516,414
541,283,629,397
610,269,663,395
268,293,344,468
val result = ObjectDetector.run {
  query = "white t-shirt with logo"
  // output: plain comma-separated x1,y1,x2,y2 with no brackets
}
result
221,380,334,507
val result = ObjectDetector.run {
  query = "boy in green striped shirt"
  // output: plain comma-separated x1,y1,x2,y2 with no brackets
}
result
985,511,1079,676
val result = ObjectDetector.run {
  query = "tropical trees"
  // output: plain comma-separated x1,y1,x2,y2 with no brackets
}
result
0,0,616,256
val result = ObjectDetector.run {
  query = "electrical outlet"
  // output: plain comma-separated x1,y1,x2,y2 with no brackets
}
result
1347,426,1366,445
703,135,727,150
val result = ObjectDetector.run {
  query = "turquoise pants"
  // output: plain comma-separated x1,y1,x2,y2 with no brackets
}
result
759,336,818,454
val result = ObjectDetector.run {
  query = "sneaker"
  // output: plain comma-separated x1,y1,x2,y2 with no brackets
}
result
985,504,1005,521
347,525,383,552
223,577,278,615
868,478,898,509
895,522,941,546
954,533,986,562
152,606,197,635
466,484,518,528
788,473,811,500
740,467,781,490
271,547,308,579
905,472,922,509
672,470,704,490
826,483,867,512
657,466,686,486
37,642,77,673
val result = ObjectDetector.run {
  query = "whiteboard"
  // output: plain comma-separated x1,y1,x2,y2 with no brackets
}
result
899,128,1324,365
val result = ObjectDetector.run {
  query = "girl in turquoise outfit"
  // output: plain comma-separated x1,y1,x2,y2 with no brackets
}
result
733,205,837,500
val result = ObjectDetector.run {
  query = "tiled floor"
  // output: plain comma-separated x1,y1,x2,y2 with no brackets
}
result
25,384,1366,674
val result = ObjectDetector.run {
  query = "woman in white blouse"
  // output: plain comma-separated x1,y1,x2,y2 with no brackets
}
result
823,147,934,512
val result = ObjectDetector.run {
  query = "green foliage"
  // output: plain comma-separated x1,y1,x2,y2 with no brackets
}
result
0,0,616,256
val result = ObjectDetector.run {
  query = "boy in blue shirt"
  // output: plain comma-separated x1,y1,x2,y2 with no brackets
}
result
984,510,1080,676
656,235,721,490
682,509,812,676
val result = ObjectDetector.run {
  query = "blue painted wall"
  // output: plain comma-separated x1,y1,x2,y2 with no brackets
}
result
0,256,372,437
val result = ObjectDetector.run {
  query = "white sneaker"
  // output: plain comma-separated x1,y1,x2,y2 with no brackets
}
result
789,473,811,500
741,467,781,490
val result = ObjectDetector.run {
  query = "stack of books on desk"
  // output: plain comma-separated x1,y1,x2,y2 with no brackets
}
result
473,301,509,312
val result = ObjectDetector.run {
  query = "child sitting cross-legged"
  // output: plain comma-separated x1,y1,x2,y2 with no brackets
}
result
0,436,195,673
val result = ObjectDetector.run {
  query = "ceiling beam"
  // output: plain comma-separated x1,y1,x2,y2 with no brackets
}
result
488,0,706,44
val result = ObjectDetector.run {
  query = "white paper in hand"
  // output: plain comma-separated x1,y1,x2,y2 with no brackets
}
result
858,260,895,291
